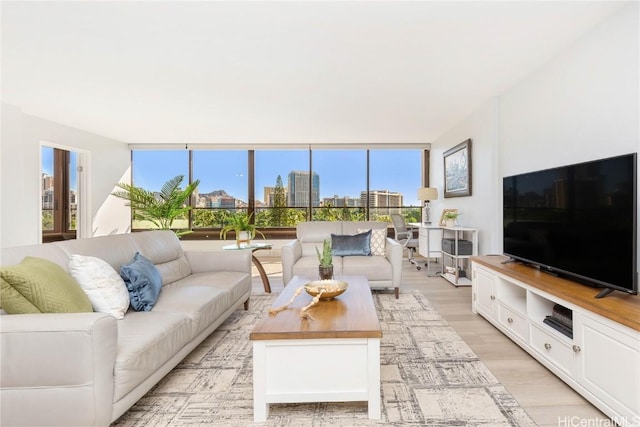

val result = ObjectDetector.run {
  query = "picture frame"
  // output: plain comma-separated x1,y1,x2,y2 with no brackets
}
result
443,139,472,198
439,209,459,227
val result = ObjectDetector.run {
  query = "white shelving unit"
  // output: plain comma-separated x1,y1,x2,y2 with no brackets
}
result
472,257,640,425
440,226,478,286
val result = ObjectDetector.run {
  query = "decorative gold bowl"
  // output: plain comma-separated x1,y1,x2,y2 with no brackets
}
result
304,279,349,300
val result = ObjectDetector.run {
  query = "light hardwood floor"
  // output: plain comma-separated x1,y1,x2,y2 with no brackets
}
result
251,255,610,427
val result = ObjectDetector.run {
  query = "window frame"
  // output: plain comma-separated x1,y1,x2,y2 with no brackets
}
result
41,145,88,243
130,146,430,239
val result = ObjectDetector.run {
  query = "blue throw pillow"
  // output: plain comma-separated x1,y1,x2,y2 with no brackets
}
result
120,252,162,311
331,230,372,256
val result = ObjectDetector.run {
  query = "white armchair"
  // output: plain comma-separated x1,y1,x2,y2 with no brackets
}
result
281,221,404,298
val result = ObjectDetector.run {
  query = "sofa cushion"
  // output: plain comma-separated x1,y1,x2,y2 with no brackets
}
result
169,270,250,301
358,228,387,256
291,256,344,281
152,282,230,338
331,230,372,256
120,253,162,312
113,311,192,401
68,254,130,319
297,221,343,257
130,230,192,284
55,233,140,273
342,255,393,281
0,256,93,314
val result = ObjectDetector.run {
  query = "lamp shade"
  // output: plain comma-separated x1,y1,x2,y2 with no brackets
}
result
417,187,438,201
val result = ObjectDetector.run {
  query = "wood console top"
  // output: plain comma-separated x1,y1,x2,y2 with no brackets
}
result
472,256,640,332
250,275,382,341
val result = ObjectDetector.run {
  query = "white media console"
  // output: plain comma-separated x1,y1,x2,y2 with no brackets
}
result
471,256,640,426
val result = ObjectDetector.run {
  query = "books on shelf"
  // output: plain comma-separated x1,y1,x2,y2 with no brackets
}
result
543,303,573,338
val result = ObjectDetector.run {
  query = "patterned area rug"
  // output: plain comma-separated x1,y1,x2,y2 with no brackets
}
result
112,291,536,426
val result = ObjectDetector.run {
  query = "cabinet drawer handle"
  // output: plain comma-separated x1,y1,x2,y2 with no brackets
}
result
544,343,552,350
572,345,581,353
490,295,496,300
507,317,514,324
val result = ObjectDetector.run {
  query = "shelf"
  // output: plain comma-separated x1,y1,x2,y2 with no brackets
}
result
440,227,478,287
442,252,473,259
496,277,526,313
441,272,472,287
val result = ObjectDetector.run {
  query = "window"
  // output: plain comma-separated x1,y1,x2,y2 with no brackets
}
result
129,147,427,236
132,150,188,229
369,149,422,222
41,146,79,242
192,150,247,228
312,149,367,221
255,149,309,226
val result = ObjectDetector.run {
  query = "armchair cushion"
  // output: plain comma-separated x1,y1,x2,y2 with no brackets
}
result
0,256,93,314
331,230,372,256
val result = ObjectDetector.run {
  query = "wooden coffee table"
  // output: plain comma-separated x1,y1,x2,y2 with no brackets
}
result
250,275,382,422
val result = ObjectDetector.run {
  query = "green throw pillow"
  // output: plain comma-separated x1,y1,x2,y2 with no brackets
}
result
0,256,93,314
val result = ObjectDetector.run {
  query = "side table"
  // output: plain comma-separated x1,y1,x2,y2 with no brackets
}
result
222,242,272,293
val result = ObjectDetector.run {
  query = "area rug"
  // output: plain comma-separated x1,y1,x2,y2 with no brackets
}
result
112,291,536,426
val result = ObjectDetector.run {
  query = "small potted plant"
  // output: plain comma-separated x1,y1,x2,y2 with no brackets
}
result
220,212,265,247
315,238,334,280
443,211,461,228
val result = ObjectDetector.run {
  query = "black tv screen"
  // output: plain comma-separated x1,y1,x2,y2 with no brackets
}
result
503,153,638,296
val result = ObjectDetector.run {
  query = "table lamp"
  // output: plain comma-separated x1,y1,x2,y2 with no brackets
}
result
417,187,438,225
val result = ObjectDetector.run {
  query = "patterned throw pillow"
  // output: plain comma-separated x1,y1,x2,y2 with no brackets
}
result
358,228,387,256
69,254,130,319
0,256,93,314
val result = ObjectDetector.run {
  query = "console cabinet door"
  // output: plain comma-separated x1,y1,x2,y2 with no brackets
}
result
574,312,640,422
473,267,496,320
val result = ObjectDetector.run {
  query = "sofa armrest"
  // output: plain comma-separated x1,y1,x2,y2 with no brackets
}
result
385,238,404,287
0,313,117,427
184,250,252,274
281,240,302,286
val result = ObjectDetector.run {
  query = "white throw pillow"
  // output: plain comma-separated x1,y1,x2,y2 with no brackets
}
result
358,228,387,256
68,254,130,319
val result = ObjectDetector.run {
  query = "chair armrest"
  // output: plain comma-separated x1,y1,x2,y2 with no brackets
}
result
0,313,117,426
184,250,252,274
395,230,411,241
385,238,404,287
281,240,302,286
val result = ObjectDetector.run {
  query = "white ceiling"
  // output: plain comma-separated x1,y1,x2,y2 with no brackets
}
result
1,1,626,145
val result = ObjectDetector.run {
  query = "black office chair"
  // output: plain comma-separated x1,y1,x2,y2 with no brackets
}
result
391,214,421,270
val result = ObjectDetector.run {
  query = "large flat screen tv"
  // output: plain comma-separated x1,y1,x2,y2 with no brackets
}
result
503,153,638,297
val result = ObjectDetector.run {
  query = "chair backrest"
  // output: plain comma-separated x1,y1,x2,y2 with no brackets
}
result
390,214,409,234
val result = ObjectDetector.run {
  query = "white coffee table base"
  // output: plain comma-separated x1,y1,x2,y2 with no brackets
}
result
253,337,381,422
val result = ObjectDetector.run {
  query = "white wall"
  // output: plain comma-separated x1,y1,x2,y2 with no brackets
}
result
429,99,501,256
430,3,639,256
1,103,132,248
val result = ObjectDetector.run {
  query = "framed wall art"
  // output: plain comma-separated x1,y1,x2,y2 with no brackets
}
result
443,139,472,198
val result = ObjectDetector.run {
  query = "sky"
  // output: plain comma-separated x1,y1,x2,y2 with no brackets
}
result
41,146,78,190
132,149,424,206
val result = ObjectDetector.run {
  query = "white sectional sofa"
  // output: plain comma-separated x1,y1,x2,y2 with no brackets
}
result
281,221,403,298
0,230,252,427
